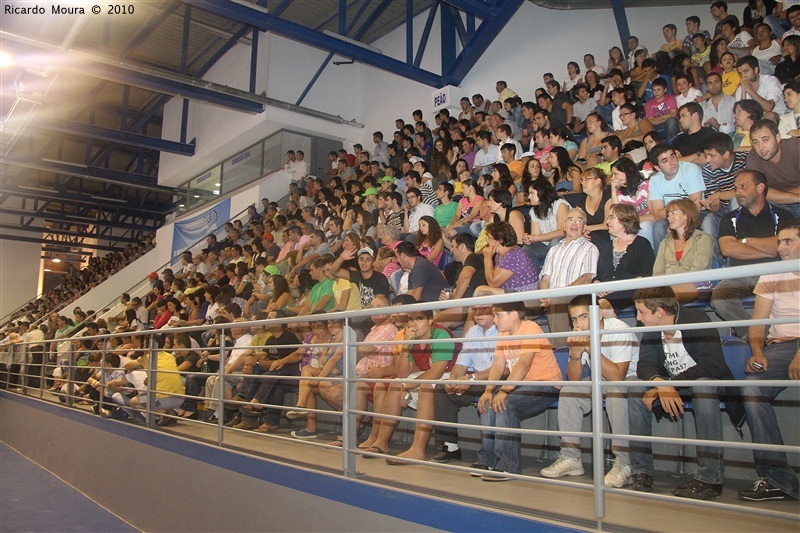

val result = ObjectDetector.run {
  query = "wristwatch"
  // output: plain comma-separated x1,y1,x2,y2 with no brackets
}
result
741,238,748,245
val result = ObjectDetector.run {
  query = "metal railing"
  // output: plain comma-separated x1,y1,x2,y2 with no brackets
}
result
2,261,799,530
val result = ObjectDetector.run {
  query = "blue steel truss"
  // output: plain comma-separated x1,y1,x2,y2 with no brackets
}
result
185,0,524,89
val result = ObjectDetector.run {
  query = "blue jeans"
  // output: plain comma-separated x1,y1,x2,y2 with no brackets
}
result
480,385,559,474
711,276,760,338
628,382,724,485
741,340,800,498
780,202,800,220
653,117,679,144
652,219,668,255
763,15,791,38
699,205,733,267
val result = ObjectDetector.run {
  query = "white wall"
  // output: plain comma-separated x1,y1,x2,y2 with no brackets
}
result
0,240,43,319
158,33,365,188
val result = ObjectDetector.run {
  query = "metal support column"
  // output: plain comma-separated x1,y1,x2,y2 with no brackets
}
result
342,318,358,477
609,0,631,52
589,298,605,531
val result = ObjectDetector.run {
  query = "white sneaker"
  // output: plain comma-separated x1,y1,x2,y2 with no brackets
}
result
540,455,585,478
604,462,632,488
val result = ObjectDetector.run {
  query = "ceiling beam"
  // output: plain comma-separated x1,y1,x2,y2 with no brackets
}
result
0,31,267,114
0,223,142,243
32,119,195,156
442,0,524,87
440,0,493,19
184,0,445,88
0,185,172,214
0,233,125,252
0,207,161,231
0,154,184,194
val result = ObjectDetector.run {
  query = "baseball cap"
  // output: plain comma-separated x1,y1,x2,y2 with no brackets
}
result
264,265,280,276
408,156,423,165
379,176,396,184
361,187,379,197
358,247,375,257
147,272,159,280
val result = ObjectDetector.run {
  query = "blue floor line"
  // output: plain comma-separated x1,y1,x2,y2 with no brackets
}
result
0,443,139,533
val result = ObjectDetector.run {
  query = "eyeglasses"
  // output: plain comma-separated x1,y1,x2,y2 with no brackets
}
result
580,176,600,183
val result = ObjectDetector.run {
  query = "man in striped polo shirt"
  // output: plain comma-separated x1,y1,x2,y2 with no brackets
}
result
701,132,748,265
537,208,599,348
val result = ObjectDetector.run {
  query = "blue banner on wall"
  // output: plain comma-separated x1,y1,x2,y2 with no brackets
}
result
171,199,230,263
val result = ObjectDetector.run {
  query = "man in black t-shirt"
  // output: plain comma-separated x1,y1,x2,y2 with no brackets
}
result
437,233,487,328
672,102,716,163
445,233,486,299
711,170,793,337
328,247,390,308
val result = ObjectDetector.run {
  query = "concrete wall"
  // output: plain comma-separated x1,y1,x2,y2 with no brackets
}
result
0,240,43,319
0,394,570,532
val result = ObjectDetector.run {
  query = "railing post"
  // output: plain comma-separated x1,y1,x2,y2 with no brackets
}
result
38,343,46,399
218,328,227,445
342,317,357,477
589,298,605,530
99,340,107,414
66,348,76,408
146,334,157,428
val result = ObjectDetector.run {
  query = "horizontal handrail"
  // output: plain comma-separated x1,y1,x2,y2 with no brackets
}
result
3,261,799,527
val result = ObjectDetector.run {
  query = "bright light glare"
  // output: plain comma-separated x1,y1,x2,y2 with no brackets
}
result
51,258,62,263
0,53,13,69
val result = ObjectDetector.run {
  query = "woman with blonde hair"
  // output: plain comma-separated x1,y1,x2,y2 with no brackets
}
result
653,199,713,303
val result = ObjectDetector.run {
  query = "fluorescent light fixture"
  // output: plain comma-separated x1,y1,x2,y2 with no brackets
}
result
89,194,127,203
178,204,185,208
213,191,220,195
41,158,88,168
322,30,383,54
232,0,268,14
18,184,55,192
193,194,200,198
215,183,220,186
1,96,42,156
51,258,61,263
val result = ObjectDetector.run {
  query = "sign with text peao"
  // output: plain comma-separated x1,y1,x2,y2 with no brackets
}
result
431,85,463,113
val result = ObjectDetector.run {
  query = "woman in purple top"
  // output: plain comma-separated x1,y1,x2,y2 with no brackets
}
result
478,221,539,294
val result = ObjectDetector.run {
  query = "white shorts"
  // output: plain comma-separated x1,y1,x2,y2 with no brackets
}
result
402,370,450,410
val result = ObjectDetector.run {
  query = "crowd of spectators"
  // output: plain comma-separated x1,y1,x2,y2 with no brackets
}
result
1,0,798,507
0,237,155,334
